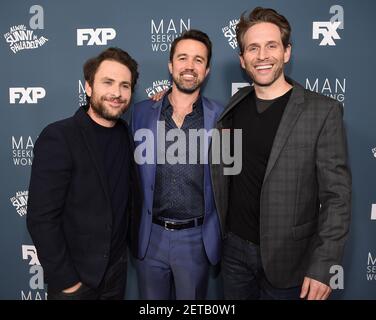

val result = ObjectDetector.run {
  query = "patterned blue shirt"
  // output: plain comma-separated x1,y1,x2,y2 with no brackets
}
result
153,93,205,220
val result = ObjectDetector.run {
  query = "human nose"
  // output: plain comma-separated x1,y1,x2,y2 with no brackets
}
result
257,47,268,60
111,84,121,97
185,58,194,70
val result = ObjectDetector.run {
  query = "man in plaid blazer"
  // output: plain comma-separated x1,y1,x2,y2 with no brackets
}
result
211,7,351,300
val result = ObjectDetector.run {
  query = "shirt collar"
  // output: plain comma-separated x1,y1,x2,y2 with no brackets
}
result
162,88,203,113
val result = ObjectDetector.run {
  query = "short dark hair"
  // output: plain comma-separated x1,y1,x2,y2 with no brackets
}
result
236,7,291,55
169,29,212,68
83,47,139,92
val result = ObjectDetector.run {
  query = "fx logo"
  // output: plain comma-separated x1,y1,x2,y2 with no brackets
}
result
231,82,251,96
22,245,40,266
313,5,344,46
77,28,116,46
9,87,46,104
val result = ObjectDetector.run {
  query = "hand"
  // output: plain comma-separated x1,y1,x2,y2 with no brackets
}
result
300,277,332,300
150,89,168,101
62,282,82,293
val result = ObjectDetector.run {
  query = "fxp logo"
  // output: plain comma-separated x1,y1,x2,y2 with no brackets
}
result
313,5,344,46
77,28,116,46
9,87,46,104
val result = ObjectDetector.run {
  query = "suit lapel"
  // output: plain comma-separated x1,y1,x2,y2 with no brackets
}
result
203,97,216,147
263,83,305,184
202,98,217,215
145,100,163,192
218,86,253,123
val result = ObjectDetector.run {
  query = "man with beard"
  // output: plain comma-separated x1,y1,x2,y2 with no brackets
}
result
211,7,351,300
27,47,141,300
131,30,223,299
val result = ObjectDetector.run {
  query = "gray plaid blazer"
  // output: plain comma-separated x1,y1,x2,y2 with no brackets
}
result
210,79,351,288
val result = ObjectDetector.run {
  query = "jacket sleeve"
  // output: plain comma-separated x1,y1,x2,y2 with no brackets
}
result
26,124,80,291
306,101,352,285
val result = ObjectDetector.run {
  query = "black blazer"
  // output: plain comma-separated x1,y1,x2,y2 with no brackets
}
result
27,107,142,292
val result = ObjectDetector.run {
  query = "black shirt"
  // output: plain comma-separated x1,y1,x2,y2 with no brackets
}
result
89,116,131,264
228,89,292,244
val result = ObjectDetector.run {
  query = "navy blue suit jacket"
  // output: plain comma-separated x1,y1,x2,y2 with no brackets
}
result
131,96,224,265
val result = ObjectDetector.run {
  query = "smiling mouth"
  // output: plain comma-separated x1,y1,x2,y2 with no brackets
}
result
106,99,125,107
180,72,197,79
255,65,273,70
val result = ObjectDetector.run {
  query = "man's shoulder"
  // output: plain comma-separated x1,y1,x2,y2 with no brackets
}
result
134,98,157,109
132,99,159,118
38,111,81,141
301,86,341,110
202,96,225,112
44,115,76,132
226,85,253,106
290,80,341,113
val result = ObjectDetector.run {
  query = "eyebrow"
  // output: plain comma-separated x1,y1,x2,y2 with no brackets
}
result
100,77,114,81
176,53,206,60
100,77,131,85
247,40,280,47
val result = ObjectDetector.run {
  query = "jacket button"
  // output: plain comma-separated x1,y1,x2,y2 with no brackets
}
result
104,254,108,258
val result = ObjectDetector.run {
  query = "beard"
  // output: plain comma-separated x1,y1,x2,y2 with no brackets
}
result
249,65,284,87
89,94,128,121
245,56,285,88
172,71,204,94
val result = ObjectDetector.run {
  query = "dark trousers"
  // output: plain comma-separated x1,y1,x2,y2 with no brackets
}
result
136,223,210,300
47,254,127,300
222,231,301,300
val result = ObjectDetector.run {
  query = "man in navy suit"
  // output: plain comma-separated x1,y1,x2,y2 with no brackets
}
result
27,48,141,299
131,30,223,299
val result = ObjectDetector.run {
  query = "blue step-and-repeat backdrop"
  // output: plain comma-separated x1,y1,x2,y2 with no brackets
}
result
1,0,375,300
